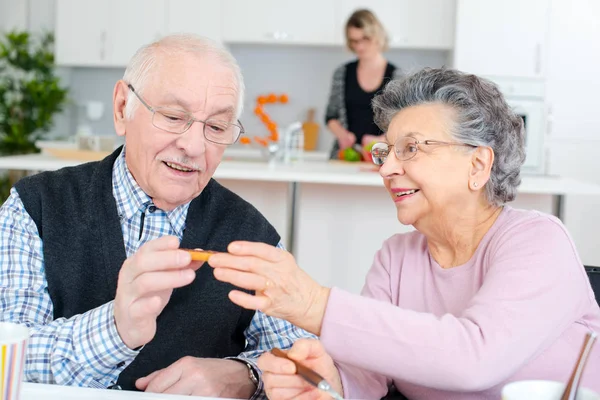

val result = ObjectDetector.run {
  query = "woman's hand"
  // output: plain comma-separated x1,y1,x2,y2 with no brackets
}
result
338,131,357,149
208,241,331,335
259,339,343,400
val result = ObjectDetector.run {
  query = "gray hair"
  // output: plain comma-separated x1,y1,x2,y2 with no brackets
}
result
122,33,244,120
372,68,525,206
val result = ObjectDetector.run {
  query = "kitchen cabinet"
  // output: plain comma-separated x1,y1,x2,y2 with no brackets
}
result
166,0,222,42
453,0,550,78
107,0,165,66
55,0,164,67
222,0,336,45
55,0,110,66
335,0,456,50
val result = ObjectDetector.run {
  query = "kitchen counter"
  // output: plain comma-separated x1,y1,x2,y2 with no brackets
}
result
1,153,599,293
0,153,598,196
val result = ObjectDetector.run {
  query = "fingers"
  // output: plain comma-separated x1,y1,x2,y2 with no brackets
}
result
258,352,296,375
264,374,318,400
228,241,284,261
213,268,269,292
288,339,326,362
140,235,181,252
130,269,195,298
144,364,183,394
228,290,271,311
136,369,161,390
124,249,192,281
208,241,287,277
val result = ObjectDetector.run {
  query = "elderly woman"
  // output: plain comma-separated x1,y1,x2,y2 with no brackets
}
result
208,68,600,399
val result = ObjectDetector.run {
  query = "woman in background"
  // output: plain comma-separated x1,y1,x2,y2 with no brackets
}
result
325,9,401,159
209,68,600,399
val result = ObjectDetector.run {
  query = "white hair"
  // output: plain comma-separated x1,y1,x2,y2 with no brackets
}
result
122,33,244,120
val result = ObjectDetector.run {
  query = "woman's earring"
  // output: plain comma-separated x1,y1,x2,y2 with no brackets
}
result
473,182,478,188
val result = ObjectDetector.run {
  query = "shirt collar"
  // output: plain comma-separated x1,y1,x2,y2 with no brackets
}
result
112,147,191,237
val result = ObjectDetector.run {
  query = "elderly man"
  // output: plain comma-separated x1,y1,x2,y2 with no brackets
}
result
0,34,312,399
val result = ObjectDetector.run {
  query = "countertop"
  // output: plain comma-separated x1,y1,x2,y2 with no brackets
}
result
0,152,599,195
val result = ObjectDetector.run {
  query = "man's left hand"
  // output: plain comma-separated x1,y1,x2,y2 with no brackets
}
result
135,357,256,398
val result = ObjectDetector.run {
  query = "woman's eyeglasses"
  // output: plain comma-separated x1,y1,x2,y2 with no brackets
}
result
370,137,477,165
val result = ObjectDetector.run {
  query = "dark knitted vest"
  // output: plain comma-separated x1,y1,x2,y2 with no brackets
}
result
15,147,280,390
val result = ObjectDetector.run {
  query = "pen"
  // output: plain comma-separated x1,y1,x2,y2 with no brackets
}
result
271,348,344,400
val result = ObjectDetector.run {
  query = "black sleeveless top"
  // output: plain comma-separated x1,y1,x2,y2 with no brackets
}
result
345,61,396,144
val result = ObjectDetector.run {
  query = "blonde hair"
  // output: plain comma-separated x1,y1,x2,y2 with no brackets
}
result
123,33,245,120
345,9,388,52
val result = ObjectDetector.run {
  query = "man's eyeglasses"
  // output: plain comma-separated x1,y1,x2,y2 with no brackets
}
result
127,84,244,145
370,137,477,165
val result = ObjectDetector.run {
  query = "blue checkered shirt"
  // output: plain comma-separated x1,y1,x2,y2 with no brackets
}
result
0,149,314,398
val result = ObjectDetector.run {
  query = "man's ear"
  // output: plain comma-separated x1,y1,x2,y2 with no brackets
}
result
113,80,128,137
469,146,494,191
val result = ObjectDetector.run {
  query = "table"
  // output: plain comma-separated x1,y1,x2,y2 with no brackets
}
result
20,382,228,399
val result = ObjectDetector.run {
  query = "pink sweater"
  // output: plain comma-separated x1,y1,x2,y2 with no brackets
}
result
320,207,600,399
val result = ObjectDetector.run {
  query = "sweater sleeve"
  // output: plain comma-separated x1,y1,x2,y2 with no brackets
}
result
325,65,346,124
320,215,592,393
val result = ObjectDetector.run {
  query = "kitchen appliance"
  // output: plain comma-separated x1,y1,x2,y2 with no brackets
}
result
488,76,547,175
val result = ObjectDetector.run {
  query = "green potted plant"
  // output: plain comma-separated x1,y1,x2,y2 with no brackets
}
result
0,30,69,201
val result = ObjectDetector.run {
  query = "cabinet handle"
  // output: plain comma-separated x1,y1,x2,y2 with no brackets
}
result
534,43,542,75
392,35,407,45
99,31,107,61
546,104,553,136
265,32,291,41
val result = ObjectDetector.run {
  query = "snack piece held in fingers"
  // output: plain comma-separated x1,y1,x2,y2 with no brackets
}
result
181,248,219,262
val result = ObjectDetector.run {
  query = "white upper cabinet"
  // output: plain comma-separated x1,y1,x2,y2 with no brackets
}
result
166,0,222,42
55,0,110,66
453,0,550,78
335,0,456,49
107,0,166,67
55,0,165,67
222,0,336,45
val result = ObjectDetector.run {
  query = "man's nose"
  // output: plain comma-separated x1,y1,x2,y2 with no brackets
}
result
175,120,206,156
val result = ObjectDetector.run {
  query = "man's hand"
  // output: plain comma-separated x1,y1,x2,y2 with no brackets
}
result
113,236,201,349
136,357,256,398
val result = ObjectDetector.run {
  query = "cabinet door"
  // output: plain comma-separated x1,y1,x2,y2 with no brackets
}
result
453,0,549,78
335,0,456,49
55,0,109,66
222,0,336,45
166,0,222,42
107,0,166,67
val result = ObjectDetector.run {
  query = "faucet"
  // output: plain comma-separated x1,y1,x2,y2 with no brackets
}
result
260,121,303,166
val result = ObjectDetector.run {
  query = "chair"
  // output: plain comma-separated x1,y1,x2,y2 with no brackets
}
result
584,266,600,306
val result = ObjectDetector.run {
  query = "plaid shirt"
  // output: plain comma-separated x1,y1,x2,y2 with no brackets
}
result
0,149,314,398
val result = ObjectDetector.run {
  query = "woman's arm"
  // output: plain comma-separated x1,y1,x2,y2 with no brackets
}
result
320,216,592,392
324,65,356,149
